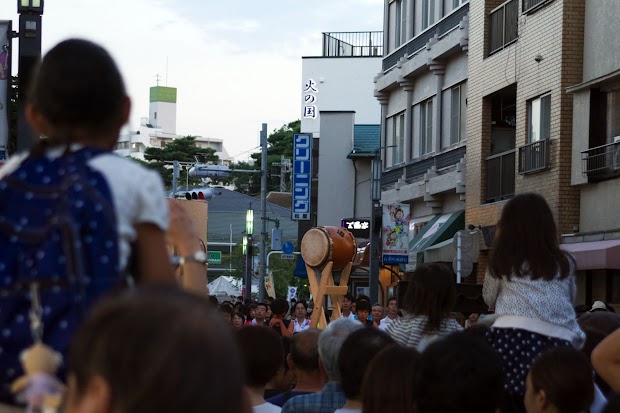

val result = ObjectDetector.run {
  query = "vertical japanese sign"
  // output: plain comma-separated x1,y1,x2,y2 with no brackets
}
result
0,21,11,162
292,133,312,220
382,204,410,264
302,79,318,119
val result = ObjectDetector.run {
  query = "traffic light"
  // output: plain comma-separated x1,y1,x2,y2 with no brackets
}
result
184,188,219,200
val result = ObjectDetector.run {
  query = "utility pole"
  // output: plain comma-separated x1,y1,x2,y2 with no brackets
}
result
369,150,382,304
258,123,268,302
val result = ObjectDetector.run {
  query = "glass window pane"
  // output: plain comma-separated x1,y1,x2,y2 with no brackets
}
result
399,114,405,163
420,104,427,154
460,82,468,141
451,86,460,144
530,98,541,142
427,101,433,152
541,95,551,140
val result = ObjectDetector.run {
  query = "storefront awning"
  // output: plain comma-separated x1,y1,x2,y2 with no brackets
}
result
407,210,465,269
561,240,620,270
423,236,479,264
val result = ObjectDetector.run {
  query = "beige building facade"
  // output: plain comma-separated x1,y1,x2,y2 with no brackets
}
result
465,0,584,282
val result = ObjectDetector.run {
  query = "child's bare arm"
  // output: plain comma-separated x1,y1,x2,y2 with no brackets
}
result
592,328,620,392
166,199,209,296
135,222,176,284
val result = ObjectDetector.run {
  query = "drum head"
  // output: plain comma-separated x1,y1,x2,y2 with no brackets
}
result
301,228,330,268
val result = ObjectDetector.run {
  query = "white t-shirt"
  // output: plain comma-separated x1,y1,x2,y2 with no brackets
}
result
334,409,361,413
253,402,281,413
378,316,398,331
0,148,168,272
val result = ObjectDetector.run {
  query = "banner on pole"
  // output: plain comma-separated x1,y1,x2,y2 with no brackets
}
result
382,204,410,264
265,272,276,299
287,286,298,301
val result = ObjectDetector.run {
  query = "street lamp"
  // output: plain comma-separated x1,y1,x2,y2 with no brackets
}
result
244,207,254,301
246,209,254,236
18,0,44,13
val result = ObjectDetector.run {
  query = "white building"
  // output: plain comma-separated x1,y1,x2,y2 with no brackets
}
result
115,86,231,164
300,31,383,230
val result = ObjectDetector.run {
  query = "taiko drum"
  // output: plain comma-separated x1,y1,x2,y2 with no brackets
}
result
301,226,357,271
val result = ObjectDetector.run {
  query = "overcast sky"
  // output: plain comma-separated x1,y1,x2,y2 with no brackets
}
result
1,0,383,161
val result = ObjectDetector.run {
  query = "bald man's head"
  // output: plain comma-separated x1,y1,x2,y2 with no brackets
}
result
290,328,321,372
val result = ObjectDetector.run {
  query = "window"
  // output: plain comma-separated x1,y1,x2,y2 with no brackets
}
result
522,0,550,14
422,0,435,30
390,113,405,166
528,94,551,142
450,83,467,144
395,0,408,48
154,112,157,120
420,99,433,155
453,0,467,8
489,0,518,54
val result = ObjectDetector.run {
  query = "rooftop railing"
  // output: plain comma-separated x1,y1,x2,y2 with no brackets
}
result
322,31,383,57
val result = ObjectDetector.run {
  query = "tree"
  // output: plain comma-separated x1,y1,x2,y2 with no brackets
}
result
230,120,300,196
143,136,219,188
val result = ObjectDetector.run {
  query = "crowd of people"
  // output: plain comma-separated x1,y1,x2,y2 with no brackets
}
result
2,38,620,413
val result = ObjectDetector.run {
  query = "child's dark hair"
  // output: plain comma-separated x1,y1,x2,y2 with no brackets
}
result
529,347,594,413
271,298,289,316
28,39,127,146
403,263,456,333
489,192,573,281
356,300,372,313
236,326,284,387
362,345,420,413
416,332,504,413
69,286,244,413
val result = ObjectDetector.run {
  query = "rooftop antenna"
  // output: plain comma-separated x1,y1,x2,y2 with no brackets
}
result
166,56,169,86
155,73,161,86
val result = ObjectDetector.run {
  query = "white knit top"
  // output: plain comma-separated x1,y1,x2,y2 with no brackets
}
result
483,270,585,348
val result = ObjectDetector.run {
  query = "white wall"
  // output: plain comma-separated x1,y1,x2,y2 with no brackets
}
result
317,112,357,227
301,57,382,137
149,101,177,135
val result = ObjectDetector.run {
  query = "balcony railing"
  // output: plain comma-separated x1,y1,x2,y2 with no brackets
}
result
518,139,550,174
381,146,466,188
486,149,515,203
582,141,620,181
382,3,469,72
322,32,383,57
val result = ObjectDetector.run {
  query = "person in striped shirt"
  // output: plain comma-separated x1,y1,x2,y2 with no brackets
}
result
385,263,462,350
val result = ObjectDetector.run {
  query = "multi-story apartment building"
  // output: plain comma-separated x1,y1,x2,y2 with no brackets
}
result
466,0,585,282
375,0,470,271
563,0,620,306
115,86,231,165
